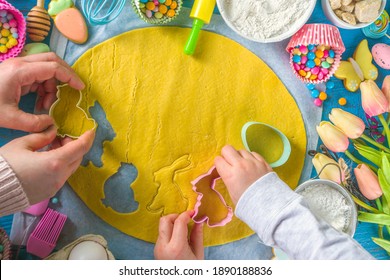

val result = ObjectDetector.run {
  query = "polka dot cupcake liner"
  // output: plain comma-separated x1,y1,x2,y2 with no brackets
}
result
132,0,182,25
286,24,345,84
0,0,26,61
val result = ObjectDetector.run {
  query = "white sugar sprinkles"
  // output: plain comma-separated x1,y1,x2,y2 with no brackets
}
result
300,184,352,233
220,0,312,40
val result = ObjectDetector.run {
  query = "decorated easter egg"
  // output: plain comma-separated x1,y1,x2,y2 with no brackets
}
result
372,43,390,70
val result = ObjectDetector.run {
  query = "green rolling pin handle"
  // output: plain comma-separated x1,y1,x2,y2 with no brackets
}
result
184,18,204,55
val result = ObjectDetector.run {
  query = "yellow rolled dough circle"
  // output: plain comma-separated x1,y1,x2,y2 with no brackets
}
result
63,27,307,246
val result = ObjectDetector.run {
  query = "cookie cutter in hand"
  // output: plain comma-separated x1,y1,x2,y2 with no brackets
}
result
241,121,291,168
49,84,96,138
191,166,233,227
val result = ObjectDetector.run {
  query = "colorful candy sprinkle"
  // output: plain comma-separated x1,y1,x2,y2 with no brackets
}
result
140,0,179,21
314,98,323,107
0,10,19,56
338,97,347,106
311,89,320,98
319,91,327,101
291,44,337,82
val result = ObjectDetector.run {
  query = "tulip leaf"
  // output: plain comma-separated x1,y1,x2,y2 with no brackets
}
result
358,211,390,225
378,170,389,214
380,154,390,214
354,143,383,167
372,237,390,253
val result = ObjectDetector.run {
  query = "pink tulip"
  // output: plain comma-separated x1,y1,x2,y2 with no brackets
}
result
382,75,390,110
360,80,389,117
329,108,365,139
354,164,383,200
312,153,345,183
316,121,349,153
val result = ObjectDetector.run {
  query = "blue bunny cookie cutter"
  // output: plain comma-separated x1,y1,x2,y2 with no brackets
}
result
241,121,291,168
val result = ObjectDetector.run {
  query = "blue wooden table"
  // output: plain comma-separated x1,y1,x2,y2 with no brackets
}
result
1,0,390,259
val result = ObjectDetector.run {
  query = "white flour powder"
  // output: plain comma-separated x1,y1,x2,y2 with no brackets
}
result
219,0,312,40
300,184,352,233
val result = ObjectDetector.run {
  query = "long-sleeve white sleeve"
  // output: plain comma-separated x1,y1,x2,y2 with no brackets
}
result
235,172,374,260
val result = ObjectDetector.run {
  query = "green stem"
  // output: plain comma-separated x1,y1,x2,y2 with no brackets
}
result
376,198,383,212
352,195,381,214
360,134,390,153
345,150,378,172
345,150,363,165
378,114,390,148
379,225,384,239
378,225,385,239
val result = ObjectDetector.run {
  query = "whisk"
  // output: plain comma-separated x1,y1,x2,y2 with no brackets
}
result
81,0,126,26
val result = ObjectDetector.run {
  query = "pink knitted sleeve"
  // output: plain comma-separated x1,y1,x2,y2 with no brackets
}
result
0,155,30,217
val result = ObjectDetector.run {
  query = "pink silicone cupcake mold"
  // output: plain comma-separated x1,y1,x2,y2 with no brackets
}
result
0,0,26,61
286,24,345,84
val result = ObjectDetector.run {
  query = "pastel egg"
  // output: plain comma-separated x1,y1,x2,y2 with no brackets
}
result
372,43,390,70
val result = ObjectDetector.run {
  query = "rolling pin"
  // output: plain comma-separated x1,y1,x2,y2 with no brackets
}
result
26,0,51,42
184,0,216,55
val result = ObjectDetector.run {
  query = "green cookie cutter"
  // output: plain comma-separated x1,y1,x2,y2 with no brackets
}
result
241,121,291,168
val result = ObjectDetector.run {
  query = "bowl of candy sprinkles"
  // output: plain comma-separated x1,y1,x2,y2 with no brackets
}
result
286,24,346,84
0,0,26,61
133,0,182,24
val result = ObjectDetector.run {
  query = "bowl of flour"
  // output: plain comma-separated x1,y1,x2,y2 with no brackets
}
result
295,179,357,237
216,0,316,43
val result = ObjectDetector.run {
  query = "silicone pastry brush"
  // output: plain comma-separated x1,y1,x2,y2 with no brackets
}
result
184,0,216,55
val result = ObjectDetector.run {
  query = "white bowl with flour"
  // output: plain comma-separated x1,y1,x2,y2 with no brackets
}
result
295,179,357,237
217,0,316,43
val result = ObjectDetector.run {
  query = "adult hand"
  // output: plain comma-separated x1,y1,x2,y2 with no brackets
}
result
0,125,95,204
215,145,273,205
154,211,204,260
0,53,85,132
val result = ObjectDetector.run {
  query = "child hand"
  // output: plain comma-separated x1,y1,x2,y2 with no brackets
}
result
0,126,95,204
0,53,85,133
154,210,204,260
215,145,273,205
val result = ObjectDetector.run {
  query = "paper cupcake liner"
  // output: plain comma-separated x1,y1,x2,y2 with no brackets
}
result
0,0,26,61
286,24,345,84
132,0,182,25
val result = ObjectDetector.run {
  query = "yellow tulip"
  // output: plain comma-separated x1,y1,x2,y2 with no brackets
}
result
329,108,365,139
316,121,349,153
354,164,383,200
312,153,345,183
360,80,389,117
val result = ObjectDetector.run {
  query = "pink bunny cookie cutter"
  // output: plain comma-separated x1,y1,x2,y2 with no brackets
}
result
191,166,233,227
